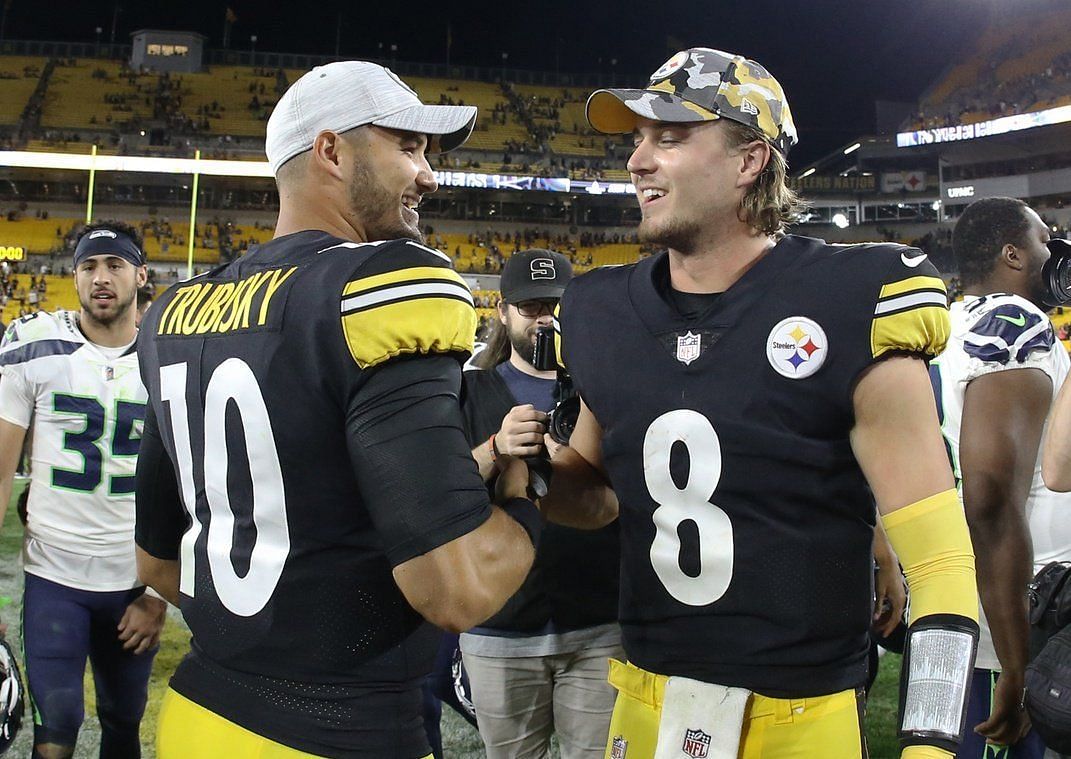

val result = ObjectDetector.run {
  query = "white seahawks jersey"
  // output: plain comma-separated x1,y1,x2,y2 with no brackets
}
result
0,310,146,591
931,293,1071,670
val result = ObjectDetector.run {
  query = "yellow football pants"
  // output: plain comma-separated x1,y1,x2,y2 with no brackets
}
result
603,660,867,759
156,688,434,759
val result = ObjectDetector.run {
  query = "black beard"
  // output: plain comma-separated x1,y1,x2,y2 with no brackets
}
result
349,159,424,244
79,295,133,329
509,328,537,366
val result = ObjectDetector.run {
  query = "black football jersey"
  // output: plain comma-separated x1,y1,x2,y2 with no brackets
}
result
135,231,490,757
559,235,949,698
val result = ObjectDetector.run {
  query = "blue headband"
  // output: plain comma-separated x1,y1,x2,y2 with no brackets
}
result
73,229,145,268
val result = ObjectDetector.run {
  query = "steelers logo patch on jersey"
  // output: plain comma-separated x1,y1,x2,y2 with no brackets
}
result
766,316,827,379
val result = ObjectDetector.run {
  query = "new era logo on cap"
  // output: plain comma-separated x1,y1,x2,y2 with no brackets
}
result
265,61,478,174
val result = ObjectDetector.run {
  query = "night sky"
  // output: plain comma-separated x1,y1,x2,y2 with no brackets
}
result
4,0,1042,167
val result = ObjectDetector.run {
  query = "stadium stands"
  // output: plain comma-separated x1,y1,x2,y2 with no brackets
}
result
179,66,283,137
909,5,1071,129
41,59,153,130
5,53,627,181
0,57,42,127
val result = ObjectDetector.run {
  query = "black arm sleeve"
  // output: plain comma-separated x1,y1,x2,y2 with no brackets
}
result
134,401,187,560
347,354,493,567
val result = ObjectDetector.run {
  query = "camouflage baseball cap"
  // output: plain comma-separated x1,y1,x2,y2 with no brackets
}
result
586,47,798,155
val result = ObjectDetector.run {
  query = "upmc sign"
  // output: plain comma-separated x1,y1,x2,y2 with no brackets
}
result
942,176,1030,204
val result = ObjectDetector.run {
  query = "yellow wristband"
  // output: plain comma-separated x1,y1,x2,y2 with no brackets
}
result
902,745,954,759
881,488,978,624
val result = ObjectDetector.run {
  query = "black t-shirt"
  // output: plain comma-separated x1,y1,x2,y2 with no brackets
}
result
559,235,950,697
135,232,490,758
460,365,619,633
495,360,555,411
667,287,723,320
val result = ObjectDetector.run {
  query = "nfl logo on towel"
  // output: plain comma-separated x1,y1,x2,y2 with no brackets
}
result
681,728,711,758
676,331,701,365
610,735,628,759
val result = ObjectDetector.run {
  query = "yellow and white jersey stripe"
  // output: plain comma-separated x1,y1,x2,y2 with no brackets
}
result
871,274,950,360
340,262,476,369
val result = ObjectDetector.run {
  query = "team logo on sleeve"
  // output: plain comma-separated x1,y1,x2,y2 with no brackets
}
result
766,317,827,379
681,728,711,758
610,735,628,759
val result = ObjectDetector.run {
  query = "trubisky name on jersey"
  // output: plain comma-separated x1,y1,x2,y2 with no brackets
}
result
155,266,297,337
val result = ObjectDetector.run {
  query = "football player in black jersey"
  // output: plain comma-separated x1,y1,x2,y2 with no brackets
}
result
542,48,979,759
134,61,544,759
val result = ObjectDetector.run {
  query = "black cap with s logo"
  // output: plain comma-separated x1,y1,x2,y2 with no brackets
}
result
499,248,574,303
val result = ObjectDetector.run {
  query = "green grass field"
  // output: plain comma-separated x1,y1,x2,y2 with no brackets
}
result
0,483,906,757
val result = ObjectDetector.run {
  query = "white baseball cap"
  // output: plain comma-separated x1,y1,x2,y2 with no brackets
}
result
265,60,478,175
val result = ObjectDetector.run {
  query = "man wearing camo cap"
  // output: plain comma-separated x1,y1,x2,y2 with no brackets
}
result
543,48,979,759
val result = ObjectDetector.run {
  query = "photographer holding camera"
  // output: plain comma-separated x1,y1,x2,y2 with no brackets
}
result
460,249,622,759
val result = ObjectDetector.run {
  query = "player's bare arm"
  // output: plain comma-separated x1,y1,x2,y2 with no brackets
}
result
0,417,27,531
394,455,537,633
851,356,956,509
542,398,618,529
959,367,1050,746
852,355,979,759
134,402,184,606
872,520,907,638
135,548,179,607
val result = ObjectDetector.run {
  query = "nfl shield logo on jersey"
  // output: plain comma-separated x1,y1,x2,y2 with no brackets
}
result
610,735,628,759
765,316,828,379
676,331,702,365
681,728,711,758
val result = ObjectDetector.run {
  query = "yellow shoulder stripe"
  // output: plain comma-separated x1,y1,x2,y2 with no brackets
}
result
552,303,565,371
340,265,475,369
871,275,949,360
877,275,946,300
342,266,466,297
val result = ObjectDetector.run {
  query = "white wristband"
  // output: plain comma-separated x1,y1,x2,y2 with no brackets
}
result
143,585,168,603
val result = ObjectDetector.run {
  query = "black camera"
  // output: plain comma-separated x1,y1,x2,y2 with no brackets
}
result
533,325,579,445
523,326,580,497
1042,238,1071,307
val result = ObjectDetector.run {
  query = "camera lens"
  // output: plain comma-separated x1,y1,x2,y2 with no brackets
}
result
1043,239,1071,307
548,396,581,445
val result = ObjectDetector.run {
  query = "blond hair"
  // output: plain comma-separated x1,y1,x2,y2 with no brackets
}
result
722,120,807,237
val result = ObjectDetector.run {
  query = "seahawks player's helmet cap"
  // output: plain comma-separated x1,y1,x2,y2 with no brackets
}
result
266,61,477,175
586,47,798,155
0,638,24,753
73,227,145,268
500,249,573,303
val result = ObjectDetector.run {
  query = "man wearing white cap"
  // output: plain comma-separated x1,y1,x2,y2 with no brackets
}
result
135,61,543,758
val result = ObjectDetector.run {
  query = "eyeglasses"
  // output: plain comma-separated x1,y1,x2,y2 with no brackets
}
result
513,300,558,318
